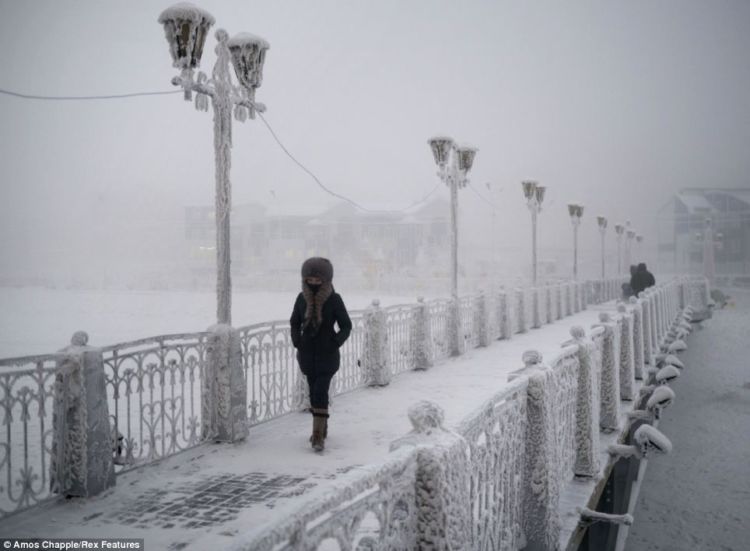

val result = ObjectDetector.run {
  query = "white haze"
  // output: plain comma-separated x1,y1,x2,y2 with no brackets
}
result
1,0,749,288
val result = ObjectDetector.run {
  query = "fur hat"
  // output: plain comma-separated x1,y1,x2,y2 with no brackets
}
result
301,257,334,283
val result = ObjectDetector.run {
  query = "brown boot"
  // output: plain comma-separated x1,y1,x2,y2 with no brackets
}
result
311,416,325,452
311,408,329,452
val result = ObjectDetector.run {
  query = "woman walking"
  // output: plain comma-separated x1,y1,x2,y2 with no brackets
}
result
290,257,352,452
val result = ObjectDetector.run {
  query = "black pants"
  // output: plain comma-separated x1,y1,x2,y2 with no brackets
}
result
305,372,333,410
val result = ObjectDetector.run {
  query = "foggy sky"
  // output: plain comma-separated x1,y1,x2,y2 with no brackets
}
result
1,0,749,281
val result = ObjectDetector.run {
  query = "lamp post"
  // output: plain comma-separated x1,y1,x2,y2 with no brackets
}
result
615,223,625,275
427,137,477,301
522,181,546,286
568,203,584,280
636,234,644,262
158,3,269,326
597,215,608,280
625,223,636,271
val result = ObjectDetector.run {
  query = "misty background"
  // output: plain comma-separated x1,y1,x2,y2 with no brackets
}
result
1,0,749,290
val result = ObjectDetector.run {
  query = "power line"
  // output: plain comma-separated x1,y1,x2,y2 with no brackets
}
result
468,182,496,209
255,110,440,214
0,85,443,214
0,87,182,101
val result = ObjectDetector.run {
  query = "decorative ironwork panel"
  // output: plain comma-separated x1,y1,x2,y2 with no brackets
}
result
239,321,299,425
457,380,529,551
239,447,419,550
102,333,208,473
0,354,60,518
426,299,452,362
548,347,580,483
333,311,366,394
460,295,480,350
384,305,417,375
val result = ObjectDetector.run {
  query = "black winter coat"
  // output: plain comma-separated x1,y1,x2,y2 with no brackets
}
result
630,270,656,296
290,292,352,376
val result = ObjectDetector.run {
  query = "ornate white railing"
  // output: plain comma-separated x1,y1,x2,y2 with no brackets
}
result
236,446,420,550
456,379,529,550
101,333,209,473
384,304,417,376
333,311,367,394
459,295,481,350
0,354,60,517
426,298,452,361
235,276,698,550
238,321,299,425
0,275,648,520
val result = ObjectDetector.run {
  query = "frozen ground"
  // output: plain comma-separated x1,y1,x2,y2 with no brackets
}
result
1,302,617,550
625,289,750,551
0,287,418,358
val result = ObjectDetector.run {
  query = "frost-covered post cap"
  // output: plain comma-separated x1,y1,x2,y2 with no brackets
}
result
570,326,586,340
70,331,89,346
522,349,543,367
598,312,611,323
407,401,445,433
629,296,638,304
617,303,627,314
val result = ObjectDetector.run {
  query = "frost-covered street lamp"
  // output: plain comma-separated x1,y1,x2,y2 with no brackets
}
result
158,3,269,325
597,215,608,280
568,203,584,280
522,181,546,286
614,223,625,275
625,222,636,270
427,136,477,302
636,234,644,262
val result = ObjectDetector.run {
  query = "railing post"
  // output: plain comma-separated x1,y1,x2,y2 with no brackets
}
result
498,288,512,340
545,285,553,324
629,296,645,380
412,297,432,370
640,291,653,365
617,304,635,401
593,313,620,432
516,288,527,333
364,299,391,385
565,283,573,316
568,327,600,478
203,324,248,442
476,291,490,347
390,401,471,550
648,290,658,357
449,297,462,356
580,282,588,310
50,331,116,498
517,350,563,551
556,284,563,320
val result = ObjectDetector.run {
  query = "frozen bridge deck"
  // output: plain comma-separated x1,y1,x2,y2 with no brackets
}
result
0,278,709,550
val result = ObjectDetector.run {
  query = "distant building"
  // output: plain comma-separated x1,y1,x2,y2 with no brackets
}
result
656,188,750,276
184,199,450,284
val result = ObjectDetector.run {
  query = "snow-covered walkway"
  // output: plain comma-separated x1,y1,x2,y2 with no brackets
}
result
2,301,619,550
